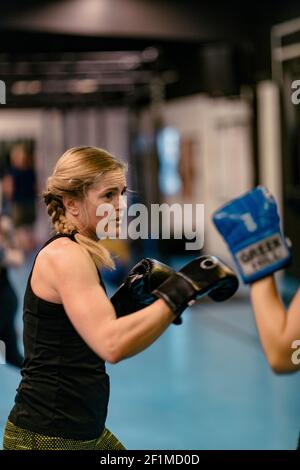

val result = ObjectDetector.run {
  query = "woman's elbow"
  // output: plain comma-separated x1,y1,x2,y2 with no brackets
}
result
268,351,294,375
99,331,124,364
104,350,123,364
270,361,289,375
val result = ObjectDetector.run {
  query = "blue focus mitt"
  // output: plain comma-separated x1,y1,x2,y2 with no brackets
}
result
212,186,291,283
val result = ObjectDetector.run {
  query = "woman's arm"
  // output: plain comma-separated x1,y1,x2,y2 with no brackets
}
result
250,276,300,373
48,242,175,364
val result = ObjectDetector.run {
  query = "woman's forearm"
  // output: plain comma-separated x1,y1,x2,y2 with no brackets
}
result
101,299,176,363
250,276,288,368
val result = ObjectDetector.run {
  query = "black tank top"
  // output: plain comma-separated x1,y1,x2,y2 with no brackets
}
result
9,233,110,440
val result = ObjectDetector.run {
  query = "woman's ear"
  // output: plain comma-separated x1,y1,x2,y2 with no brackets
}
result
63,196,80,216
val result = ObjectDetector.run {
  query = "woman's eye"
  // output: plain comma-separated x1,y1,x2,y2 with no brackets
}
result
121,188,127,196
104,192,114,200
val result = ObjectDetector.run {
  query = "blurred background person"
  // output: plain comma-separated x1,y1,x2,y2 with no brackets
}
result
2,142,37,253
0,214,24,368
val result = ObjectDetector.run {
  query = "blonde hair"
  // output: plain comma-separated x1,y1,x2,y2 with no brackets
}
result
43,146,127,269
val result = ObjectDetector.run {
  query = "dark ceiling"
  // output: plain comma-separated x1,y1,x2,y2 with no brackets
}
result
0,0,300,107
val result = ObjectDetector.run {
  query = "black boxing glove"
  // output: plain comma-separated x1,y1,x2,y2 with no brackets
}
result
110,258,183,322
153,255,239,317
111,255,239,324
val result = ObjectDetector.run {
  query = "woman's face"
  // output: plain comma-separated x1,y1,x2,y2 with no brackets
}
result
79,169,127,239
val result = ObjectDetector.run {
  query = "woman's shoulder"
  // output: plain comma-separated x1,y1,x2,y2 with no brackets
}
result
32,236,99,295
37,236,92,272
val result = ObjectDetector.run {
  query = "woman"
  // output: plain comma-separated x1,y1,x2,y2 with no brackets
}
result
213,186,300,449
250,279,300,449
3,146,177,450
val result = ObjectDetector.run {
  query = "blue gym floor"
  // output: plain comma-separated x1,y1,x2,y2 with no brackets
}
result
1,256,300,450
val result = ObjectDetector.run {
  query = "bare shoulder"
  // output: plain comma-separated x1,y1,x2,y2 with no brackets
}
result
44,236,87,258
36,237,98,283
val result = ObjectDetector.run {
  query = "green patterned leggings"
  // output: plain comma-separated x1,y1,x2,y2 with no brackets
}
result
3,420,126,450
